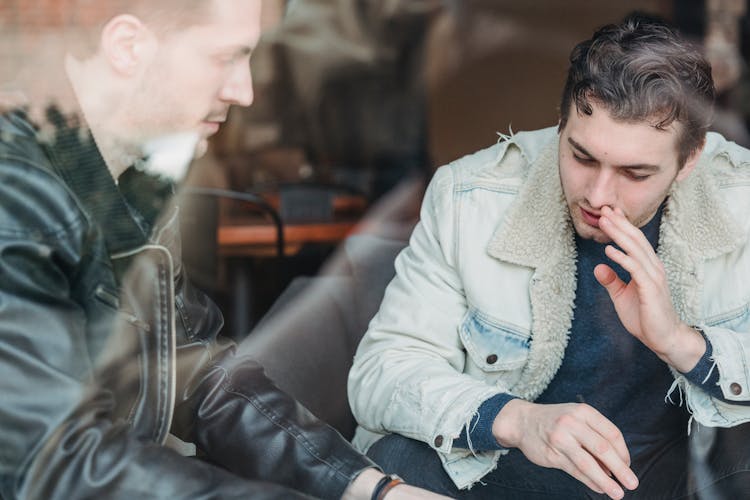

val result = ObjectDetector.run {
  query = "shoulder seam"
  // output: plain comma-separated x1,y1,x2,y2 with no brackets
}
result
0,158,89,239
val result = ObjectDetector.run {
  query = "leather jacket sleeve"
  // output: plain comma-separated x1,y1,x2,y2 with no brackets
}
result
165,205,376,499
0,160,360,499
172,347,375,500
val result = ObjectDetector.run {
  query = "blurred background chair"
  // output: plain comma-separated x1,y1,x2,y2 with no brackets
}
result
179,182,369,340
238,233,408,439
178,186,284,340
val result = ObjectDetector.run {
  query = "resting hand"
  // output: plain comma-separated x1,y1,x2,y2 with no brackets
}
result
493,399,638,499
595,206,705,371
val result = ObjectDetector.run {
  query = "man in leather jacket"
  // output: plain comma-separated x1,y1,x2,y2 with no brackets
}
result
0,1,445,499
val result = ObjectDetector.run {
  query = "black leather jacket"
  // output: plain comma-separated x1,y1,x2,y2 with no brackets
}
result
0,110,373,499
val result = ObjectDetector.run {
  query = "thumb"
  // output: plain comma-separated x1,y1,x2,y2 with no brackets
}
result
593,263,626,299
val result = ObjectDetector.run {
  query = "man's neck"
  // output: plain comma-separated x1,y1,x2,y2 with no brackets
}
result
64,54,140,181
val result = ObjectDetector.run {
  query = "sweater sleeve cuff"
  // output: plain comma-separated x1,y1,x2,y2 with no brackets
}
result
453,393,517,451
681,330,723,400
680,330,750,406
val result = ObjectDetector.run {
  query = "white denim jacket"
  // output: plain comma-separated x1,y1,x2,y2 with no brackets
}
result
348,126,750,490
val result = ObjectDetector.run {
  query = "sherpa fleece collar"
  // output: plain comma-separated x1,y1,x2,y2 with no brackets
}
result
483,130,744,399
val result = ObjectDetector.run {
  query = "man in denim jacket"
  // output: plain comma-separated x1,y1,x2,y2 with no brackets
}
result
349,15,750,499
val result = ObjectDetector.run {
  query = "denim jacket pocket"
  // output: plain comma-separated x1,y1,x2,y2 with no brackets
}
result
705,300,750,331
459,309,531,372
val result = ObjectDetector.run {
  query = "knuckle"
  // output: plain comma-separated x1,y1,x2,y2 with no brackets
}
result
548,430,567,449
572,456,592,474
611,463,630,478
605,426,624,442
555,413,575,428
593,437,611,456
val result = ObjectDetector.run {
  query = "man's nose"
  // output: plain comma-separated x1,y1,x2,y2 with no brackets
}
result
220,63,254,107
587,168,617,209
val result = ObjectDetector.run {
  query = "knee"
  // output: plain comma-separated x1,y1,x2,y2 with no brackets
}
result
367,434,437,471
366,434,454,493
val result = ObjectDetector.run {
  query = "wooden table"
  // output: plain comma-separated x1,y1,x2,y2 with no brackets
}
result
216,196,365,338
218,218,360,257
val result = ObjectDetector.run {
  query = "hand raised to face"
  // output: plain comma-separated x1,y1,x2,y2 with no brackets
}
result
594,206,706,372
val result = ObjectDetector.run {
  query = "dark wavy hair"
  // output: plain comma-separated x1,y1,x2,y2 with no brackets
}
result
559,14,715,166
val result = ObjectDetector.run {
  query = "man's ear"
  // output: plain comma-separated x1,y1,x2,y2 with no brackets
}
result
676,138,705,181
99,15,156,76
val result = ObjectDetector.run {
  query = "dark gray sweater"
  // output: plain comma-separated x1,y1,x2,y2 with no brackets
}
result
456,207,723,451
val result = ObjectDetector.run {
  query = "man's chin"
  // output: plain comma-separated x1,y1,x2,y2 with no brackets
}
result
140,132,202,182
573,220,612,244
589,233,613,244
194,138,209,159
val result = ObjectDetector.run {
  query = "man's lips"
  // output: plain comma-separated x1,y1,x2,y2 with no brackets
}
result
580,207,601,227
203,113,227,132
202,120,223,134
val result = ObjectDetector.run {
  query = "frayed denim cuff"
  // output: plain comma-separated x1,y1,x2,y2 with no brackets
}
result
454,393,517,451
682,329,723,400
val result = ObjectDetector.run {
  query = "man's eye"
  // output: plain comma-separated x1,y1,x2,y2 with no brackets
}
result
573,153,593,164
625,171,650,181
214,54,239,65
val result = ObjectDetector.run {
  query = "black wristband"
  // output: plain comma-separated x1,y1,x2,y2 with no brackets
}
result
371,473,403,500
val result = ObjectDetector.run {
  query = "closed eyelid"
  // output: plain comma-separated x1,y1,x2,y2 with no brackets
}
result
215,46,253,60
621,169,651,180
572,151,596,163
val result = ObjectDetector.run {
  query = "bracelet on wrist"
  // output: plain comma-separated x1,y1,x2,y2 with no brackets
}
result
371,473,403,500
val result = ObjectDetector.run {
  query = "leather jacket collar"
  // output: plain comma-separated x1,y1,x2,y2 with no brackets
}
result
37,109,179,270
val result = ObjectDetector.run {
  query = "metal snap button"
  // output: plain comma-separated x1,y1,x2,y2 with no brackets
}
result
730,382,743,396
434,435,444,448
486,354,498,364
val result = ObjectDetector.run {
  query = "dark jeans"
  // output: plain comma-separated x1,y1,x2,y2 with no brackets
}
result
367,424,750,499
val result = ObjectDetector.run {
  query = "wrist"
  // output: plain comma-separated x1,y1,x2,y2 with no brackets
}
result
342,468,383,500
370,473,403,500
660,323,707,372
492,398,528,448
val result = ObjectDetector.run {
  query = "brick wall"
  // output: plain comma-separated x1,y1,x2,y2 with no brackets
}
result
1,0,284,29
0,0,286,86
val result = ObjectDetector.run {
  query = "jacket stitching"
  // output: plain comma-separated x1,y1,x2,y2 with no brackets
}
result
706,302,750,326
156,261,170,443
222,381,352,482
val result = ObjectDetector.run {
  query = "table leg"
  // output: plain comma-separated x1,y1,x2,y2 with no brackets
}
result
229,257,253,341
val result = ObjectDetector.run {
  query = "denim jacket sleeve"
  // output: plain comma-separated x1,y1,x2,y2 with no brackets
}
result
674,323,750,429
662,136,750,429
348,161,505,455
